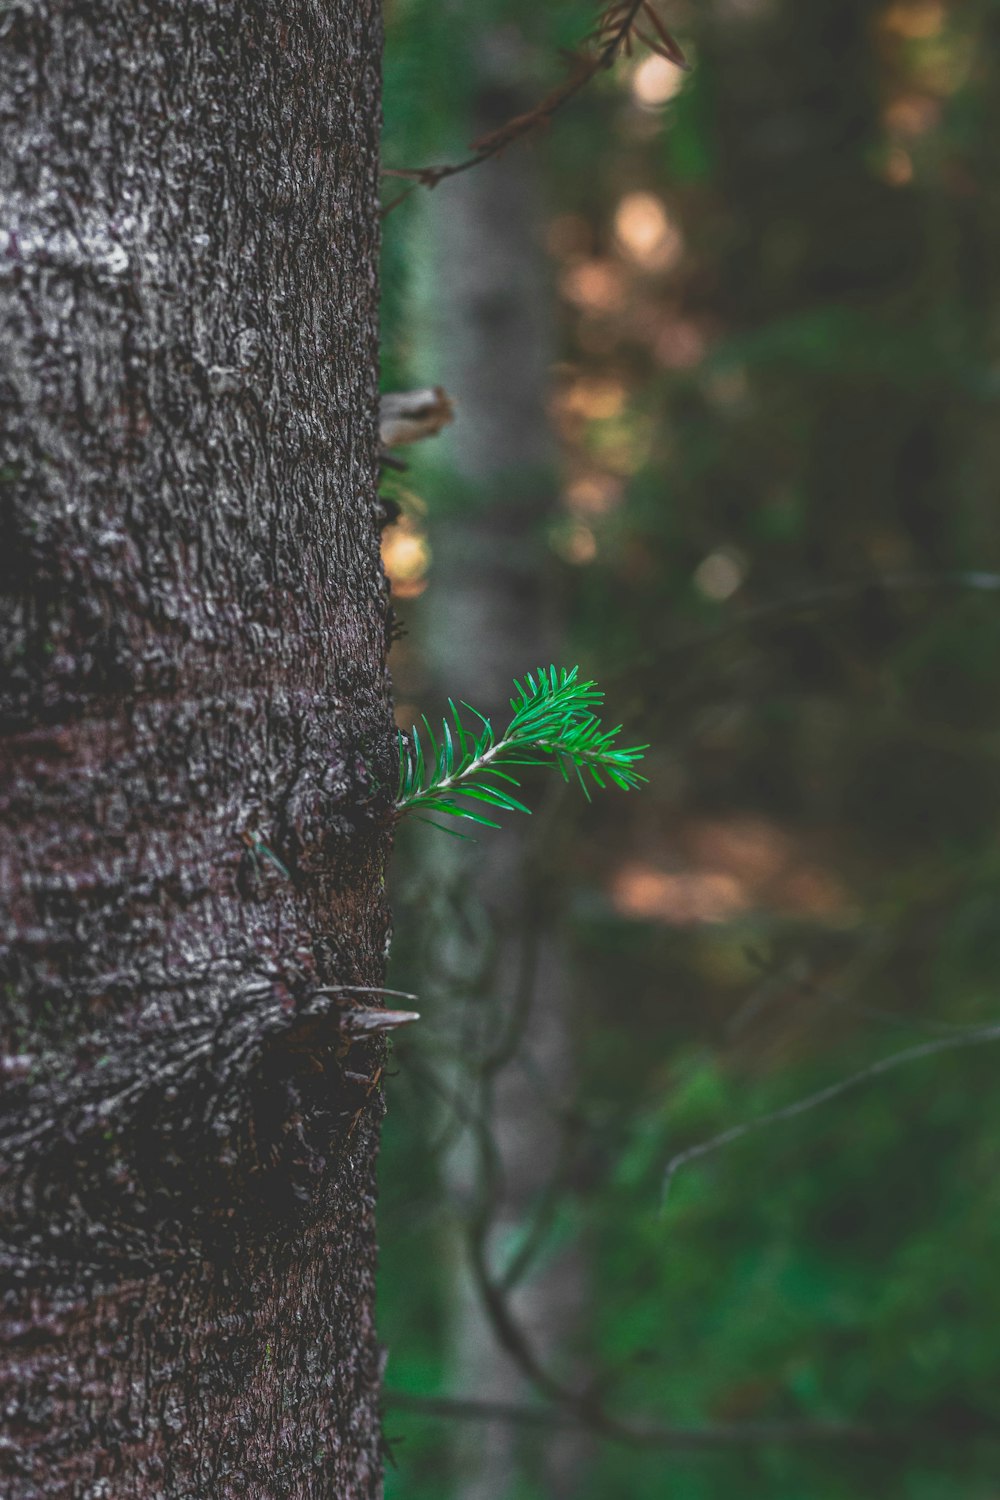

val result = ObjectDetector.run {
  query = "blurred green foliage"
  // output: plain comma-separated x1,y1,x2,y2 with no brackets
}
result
379,1,1000,1495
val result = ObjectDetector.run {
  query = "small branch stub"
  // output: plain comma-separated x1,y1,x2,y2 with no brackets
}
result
379,387,455,450
339,1008,421,1037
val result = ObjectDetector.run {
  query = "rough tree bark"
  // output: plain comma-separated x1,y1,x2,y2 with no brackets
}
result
0,3,391,1496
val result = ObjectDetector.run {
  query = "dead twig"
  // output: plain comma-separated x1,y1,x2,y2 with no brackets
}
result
382,3,689,215
661,1020,1000,1209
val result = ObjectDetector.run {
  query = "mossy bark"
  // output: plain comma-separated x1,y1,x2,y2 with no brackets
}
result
0,2,391,1494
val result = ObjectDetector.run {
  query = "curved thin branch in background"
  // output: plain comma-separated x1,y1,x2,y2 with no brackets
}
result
394,856,1000,1467
436,948,1000,1456
382,2,688,215
645,570,1000,671
457,1140,882,1455
734,938,986,1040
661,1021,1000,1209
381,1390,883,1450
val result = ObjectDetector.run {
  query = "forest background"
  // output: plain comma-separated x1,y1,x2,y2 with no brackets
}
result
377,2,1000,1497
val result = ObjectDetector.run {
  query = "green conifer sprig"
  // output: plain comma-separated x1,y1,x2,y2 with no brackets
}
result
395,666,647,832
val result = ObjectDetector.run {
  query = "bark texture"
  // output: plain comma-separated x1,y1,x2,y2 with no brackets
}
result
0,2,390,1495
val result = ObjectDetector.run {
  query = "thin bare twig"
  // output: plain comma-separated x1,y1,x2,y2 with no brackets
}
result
645,569,1000,672
459,1117,879,1453
382,3,687,215
443,914,1000,1451
662,1020,1000,1209
732,936,981,1041
392,760,1000,1461
382,1389,882,1450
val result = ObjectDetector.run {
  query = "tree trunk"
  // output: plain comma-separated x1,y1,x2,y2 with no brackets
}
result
416,41,589,1498
0,4,390,1495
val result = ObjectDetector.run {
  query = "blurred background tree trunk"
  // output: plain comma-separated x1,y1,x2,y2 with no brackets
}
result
0,3,391,1495
413,32,590,1500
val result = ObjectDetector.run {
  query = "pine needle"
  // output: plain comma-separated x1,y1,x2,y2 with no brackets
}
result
395,666,647,833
